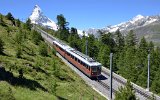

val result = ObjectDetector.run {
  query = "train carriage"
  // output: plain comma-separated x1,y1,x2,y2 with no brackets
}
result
53,40,101,78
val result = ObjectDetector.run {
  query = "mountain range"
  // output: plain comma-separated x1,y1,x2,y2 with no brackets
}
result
29,5,160,45
85,14,160,36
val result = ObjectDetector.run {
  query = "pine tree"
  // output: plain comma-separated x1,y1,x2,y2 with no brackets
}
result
6,12,13,20
6,12,15,26
16,45,22,58
135,37,148,69
139,37,148,50
0,14,5,26
32,30,43,45
57,14,69,30
98,45,110,67
26,18,32,30
115,81,136,100
115,29,125,50
117,46,138,82
100,32,116,52
56,14,69,41
70,27,78,35
39,42,48,56
81,35,87,54
125,30,137,47
16,19,21,27
16,44,22,58
15,29,24,45
148,41,154,51
87,34,99,58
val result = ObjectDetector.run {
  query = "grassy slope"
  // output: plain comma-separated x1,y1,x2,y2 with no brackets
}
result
0,17,105,100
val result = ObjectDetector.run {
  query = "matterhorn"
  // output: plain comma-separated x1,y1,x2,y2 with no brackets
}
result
29,5,57,30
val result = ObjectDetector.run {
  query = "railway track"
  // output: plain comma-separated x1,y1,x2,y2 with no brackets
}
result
102,70,153,99
102,70,126,85
97,80,116,94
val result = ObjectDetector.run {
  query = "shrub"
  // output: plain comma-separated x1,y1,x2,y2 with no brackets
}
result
0,37,4,54
0,86,15,100
39,42,48,56
32,30,43,45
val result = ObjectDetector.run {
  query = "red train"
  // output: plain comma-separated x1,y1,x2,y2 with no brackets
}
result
53,40,102,78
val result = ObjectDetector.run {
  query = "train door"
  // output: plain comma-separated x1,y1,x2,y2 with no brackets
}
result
97,65,101,75
91,66,97,76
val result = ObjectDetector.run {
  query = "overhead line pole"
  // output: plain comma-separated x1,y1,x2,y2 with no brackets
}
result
86,38,88,55
147,52,150,91
110,53,113,100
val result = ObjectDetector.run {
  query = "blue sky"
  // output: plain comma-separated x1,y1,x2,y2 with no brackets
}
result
0,0,160,30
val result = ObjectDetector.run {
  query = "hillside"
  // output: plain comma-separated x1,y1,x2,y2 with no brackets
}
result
0,13,105,100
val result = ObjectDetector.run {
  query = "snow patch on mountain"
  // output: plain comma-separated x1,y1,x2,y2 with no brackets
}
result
144,18,158,25
29,5,57,30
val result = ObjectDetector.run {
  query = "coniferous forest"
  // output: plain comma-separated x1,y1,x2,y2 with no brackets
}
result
51,14,160,95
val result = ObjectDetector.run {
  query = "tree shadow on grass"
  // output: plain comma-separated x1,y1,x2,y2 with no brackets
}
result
56,96,68,100
0,52,8,56
0,67,47,92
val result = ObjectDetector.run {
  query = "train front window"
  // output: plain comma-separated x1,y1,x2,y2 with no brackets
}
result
92,67,97,72
97,66,101,71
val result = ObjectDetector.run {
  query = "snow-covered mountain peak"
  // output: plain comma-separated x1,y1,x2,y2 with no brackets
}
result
29,5,57,30
130,14,145,24
34,5,41,12
133,15,144,20
29,5,42,24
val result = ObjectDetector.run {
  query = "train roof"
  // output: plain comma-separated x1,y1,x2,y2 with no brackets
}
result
53,40,101,67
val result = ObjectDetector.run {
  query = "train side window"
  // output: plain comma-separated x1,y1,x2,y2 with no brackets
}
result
71,55,74,59
88,66,90,71
80,61,82,65
75,57,77,61
78,59,80,63
83,63,85,67
86,65,88,69
84,64,87,68
81,62,84,66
